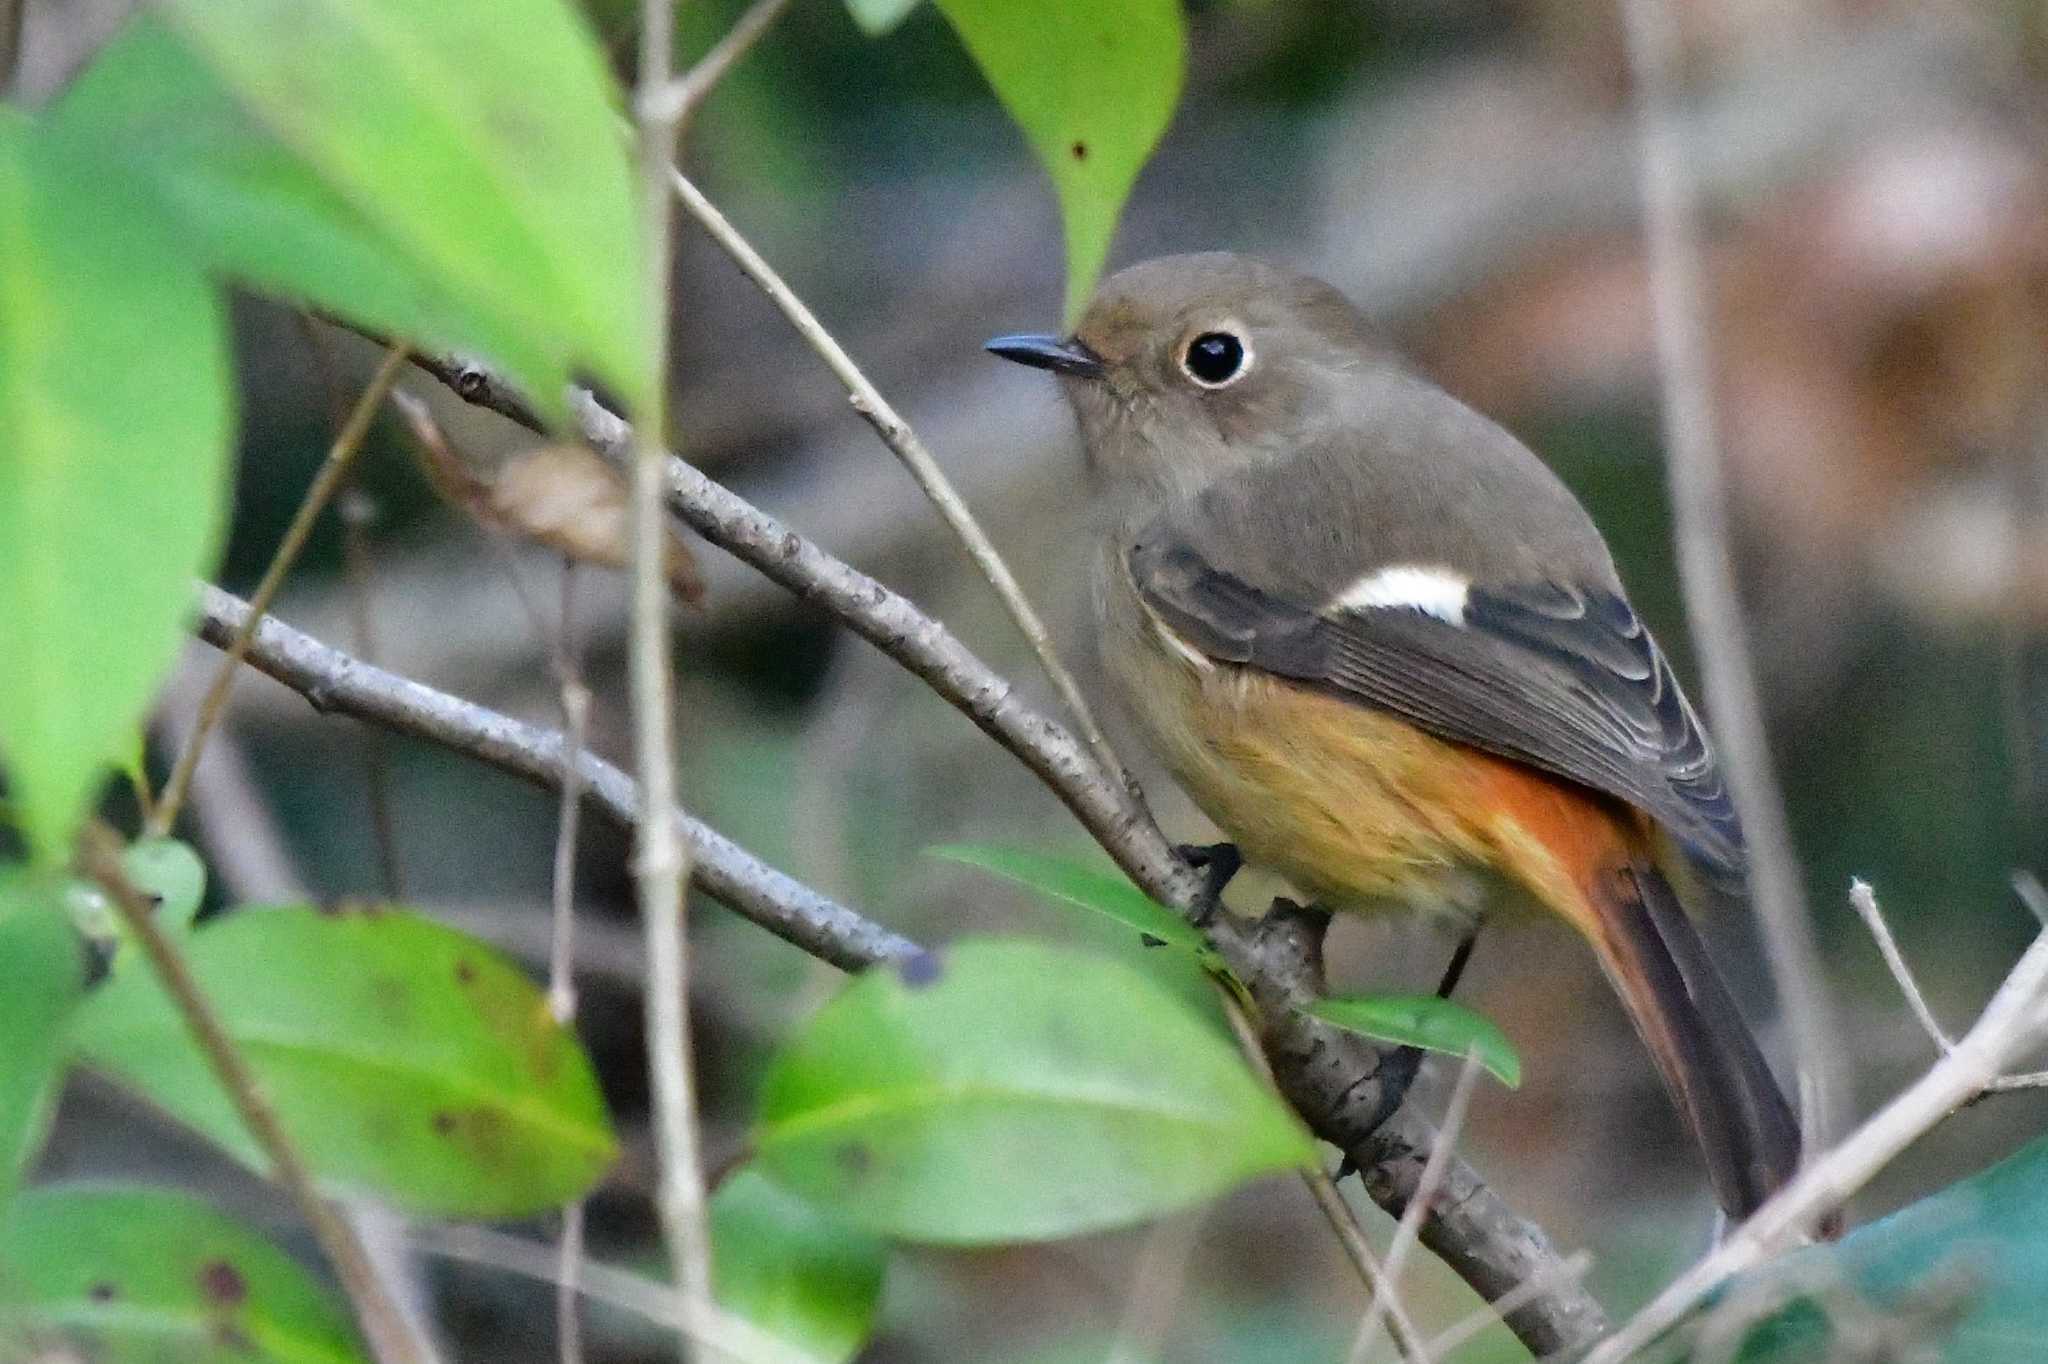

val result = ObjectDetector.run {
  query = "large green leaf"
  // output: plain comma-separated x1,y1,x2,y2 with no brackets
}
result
927,844,1207,954
157,0,652,413
0,110,234,860
935,0,1185,322
52,17,567,418
0,1184,365,1363
1307,994,1521,1089
71,906,615,1217
0,875,85,1202
1712,1135,2048,1362
712,1169,886,1364
753,939,1311,1244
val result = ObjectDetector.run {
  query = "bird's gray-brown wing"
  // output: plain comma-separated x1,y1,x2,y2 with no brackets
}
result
1129,533,1745,883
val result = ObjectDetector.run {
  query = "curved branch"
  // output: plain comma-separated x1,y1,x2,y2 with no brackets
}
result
194,585,917,974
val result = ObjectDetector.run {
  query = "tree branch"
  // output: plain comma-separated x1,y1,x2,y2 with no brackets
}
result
252,349,1616,1355
194,585,917,973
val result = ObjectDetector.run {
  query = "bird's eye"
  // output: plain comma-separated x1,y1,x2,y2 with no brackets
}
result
1181,331,1248,388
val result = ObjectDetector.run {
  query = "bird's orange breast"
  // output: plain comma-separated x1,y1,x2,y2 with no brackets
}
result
1116,626,1631,933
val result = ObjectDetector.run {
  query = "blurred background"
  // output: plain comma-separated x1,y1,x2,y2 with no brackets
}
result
14,0,2048,1358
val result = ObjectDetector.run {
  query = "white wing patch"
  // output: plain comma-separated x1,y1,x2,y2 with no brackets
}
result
1330,565,1470,626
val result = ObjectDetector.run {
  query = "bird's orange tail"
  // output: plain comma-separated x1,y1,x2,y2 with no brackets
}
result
1581,856,1802,1219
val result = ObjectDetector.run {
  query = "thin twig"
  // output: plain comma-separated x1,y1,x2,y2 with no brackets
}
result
667,167,1130,792
339,488,406,899
1101,1213,1203,1364
407,1224,822,1364
1620,0,1845,1158
550,568,592,1364
157,664,442,1354
1348,1051,1482,1364
1585,923,2048,1364
634,2,714,1335
1848,878,2048,1093
649,0,793,135
1218,992,1425,1362
151,345,409,837
1849,879,1955,1052
78,826,432,1364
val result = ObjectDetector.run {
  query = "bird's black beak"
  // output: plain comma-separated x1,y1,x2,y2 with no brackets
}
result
985,333,1106,380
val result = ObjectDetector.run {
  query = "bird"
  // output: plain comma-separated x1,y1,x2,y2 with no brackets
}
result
986,251,1801,1220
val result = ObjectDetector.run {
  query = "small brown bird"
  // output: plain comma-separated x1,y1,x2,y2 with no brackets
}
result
988,252,1800,1218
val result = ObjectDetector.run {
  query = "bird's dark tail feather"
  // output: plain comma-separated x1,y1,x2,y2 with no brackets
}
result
1585,858,1802,1220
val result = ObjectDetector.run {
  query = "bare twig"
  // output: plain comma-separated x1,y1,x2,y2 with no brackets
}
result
1217,989,1425,1361
550,571,592,1364
339,488,406,898
152,345,409,837
78,827,432,1364
648,0,793,135
1620,0,1845,1156
1849,879,1955,1053
668,168,1129,791
1585,922,2048,1364
398,362,1611,1357
407,1224,822,1364
1102,1214,1203,1364
1849,878,2048,1093
1347,1051,1482,1364
634,0,714,1339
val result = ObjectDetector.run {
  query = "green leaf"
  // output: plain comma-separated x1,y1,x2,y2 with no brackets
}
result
927,844,1206,954
0,110,235,860
1306,994,1521,1089
53,16,569,419
754,939,1312,1244
712,1169,887,1364
0,875,86,1203
122,838,208,937
1712,1135,2048,1363
0,1184,365,1363
935,0,1185,322
847,0,923,36
71,905,615,1217
155,0,652,413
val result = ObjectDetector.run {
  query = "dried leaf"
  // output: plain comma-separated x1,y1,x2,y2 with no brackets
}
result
396,389,704,603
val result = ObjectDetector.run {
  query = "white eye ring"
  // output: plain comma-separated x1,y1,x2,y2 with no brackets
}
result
1179,327,1253,388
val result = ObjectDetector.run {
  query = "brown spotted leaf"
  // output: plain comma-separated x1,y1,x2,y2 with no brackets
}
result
0,1184,365,1363
70,905,615,1217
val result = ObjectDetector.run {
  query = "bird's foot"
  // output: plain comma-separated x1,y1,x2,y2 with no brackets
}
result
1176,841,1243,927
